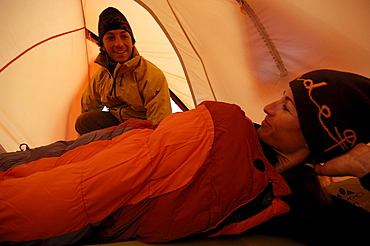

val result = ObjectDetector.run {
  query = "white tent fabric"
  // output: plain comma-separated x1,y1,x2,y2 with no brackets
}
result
1,0,370,152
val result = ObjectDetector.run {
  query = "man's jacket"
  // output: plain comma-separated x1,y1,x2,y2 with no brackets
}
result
0,101,290,245
81,47,172,125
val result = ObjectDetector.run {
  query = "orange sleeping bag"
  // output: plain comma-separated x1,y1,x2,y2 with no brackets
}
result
0,101,290,244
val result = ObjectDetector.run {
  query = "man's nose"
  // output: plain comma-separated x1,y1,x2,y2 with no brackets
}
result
114,37,124,46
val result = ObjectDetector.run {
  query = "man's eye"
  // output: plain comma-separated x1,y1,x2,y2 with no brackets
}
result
283,104,290,111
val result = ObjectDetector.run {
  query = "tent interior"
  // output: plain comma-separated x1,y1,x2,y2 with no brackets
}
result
1,0,370,152
1,1,370,245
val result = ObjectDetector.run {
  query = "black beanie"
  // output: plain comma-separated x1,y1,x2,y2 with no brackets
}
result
290,69,370,163
98,7,135,45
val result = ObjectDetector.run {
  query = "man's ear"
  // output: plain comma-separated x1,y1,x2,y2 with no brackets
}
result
101,46,106,52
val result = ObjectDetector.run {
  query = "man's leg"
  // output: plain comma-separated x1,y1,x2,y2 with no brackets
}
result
75,111,121,135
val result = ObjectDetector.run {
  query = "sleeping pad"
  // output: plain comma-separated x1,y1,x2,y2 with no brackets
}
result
0,101,291,245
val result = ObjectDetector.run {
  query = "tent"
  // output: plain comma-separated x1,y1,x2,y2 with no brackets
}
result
1,0,370,152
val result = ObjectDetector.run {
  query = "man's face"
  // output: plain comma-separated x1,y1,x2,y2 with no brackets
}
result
101,29,134,63
257,88,308,156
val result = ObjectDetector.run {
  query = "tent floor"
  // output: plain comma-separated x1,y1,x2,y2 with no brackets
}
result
89,235,306,246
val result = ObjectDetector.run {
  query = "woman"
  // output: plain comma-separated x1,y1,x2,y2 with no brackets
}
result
1,69,369,245
244,69,370,245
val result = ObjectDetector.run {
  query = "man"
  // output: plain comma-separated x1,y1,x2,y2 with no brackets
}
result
75,7,172,135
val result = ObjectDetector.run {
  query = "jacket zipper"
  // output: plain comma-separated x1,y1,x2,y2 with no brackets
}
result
109,72,124,99
109,72,116,96
109,71,126,121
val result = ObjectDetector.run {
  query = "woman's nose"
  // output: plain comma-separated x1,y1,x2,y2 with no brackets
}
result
263,102,276,115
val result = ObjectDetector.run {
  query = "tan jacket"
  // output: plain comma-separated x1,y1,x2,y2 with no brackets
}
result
81,47,172,125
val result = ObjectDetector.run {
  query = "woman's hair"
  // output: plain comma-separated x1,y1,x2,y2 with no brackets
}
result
281,163,334,212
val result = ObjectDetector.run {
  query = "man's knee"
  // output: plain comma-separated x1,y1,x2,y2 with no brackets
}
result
75,111,120,135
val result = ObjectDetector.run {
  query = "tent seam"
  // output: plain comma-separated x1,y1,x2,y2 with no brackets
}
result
0,27,85,73
237,0,288,77
166,0,218,102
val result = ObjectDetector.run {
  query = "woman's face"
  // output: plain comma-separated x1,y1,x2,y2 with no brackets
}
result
258,88,309,157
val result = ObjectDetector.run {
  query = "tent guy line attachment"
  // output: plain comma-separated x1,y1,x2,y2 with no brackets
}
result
0,27,85,73
237,0,288,77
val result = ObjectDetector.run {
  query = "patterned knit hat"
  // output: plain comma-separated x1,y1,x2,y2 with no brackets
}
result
290,69,370,163
98,7,135,45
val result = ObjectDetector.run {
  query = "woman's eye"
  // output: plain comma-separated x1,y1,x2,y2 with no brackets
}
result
283,104,290,111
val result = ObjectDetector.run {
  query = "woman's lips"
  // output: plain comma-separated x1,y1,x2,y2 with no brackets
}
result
261,118,271,128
